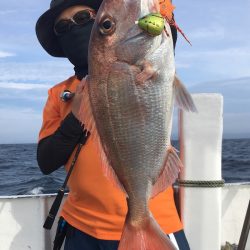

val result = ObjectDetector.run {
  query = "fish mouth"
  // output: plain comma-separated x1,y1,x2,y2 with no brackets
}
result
121,31,147,44
120,23,151,46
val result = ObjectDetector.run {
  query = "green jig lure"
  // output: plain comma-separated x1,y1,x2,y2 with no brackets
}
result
136,13,165,36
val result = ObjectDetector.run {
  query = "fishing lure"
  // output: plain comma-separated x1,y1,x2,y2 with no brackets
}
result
136,0,192,44
136,13,165,36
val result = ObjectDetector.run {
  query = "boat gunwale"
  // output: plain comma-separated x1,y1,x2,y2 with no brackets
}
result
0,182,249,199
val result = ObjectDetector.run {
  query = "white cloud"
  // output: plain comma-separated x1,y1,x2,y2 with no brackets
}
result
0,61,73,83
179,47,250,59
0,80,53,106
0,51,15,58
0,10,17,15
176,46,250,80
175,62,191,69
0,0,250,142
189,25,225,40
0,82,51,90
189,77,250,137
0,107,42,144
173,0,250,84
224,113,250,136
0,107,39,117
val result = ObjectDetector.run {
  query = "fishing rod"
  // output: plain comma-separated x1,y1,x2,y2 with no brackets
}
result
238,199,250,250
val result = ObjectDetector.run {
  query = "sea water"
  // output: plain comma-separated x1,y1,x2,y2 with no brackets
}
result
0,139,249,196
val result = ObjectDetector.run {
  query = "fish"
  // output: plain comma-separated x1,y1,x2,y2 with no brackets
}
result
78,0,196,249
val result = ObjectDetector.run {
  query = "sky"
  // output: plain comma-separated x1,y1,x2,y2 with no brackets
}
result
0,0,249,143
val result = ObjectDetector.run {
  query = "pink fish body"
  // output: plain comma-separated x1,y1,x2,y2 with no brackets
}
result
79,0,196,249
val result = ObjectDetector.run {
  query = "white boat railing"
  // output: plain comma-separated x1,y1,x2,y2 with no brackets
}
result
0,184,249,250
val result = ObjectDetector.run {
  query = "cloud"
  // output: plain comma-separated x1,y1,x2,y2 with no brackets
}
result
175,46,250,82
179,47,250,59
0,61,73,83
173,0,250,84
0,82,51,90
0,0,250,142
0,10,17,15
0,81,50,113
0,107,42,144
0,51,15,58
224,113,250,137
189,77,250,137
189,25,225,40
175,62,191,69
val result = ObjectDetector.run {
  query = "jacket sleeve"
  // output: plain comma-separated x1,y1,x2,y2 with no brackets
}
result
37,112,84,174
37,88,84,175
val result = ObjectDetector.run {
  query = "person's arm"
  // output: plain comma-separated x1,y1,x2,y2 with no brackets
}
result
37,112,84,175
37,79,86,174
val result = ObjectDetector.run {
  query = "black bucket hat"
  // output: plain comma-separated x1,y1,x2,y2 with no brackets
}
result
36,0,103,57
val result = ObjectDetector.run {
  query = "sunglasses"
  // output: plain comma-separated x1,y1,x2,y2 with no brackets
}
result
54,9,96,36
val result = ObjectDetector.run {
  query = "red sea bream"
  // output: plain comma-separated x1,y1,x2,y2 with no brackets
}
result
79,0,196,249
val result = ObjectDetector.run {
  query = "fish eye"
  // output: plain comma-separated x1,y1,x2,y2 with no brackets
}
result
99,16,116,35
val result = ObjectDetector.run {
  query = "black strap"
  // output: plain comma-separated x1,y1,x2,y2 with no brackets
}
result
43,130,90,230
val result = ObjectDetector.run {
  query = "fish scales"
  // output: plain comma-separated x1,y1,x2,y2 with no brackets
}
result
78,0,195,249
93,70,172,181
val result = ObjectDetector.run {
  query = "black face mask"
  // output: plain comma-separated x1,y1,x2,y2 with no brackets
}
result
57,20,94,80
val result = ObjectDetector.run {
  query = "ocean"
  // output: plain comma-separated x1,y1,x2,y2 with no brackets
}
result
0,139,249,196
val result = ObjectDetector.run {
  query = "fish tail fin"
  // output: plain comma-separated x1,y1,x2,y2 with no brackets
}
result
118,214,177,250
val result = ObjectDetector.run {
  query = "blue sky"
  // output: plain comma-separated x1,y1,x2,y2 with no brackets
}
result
0,0,249,143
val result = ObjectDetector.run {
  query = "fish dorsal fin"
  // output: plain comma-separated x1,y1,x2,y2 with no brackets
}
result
174,74,197,112
151,145,183,198
78,78,127,195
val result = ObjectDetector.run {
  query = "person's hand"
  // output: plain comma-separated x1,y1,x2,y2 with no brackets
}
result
72,78,86,121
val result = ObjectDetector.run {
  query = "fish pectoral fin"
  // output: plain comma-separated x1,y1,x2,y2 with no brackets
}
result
151,145,183,198
136,60,157,84
174,74,198,112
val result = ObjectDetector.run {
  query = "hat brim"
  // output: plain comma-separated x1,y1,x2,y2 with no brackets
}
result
36,0,102,57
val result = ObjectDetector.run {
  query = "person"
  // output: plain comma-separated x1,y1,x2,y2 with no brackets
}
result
36,0,190,249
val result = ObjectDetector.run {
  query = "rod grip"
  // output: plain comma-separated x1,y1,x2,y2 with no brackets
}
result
43,189,65,230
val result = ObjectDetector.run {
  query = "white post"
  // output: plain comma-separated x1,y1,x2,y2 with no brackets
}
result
179,94,223,250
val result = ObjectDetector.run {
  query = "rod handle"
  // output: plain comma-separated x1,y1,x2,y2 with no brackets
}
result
43,189,65,230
